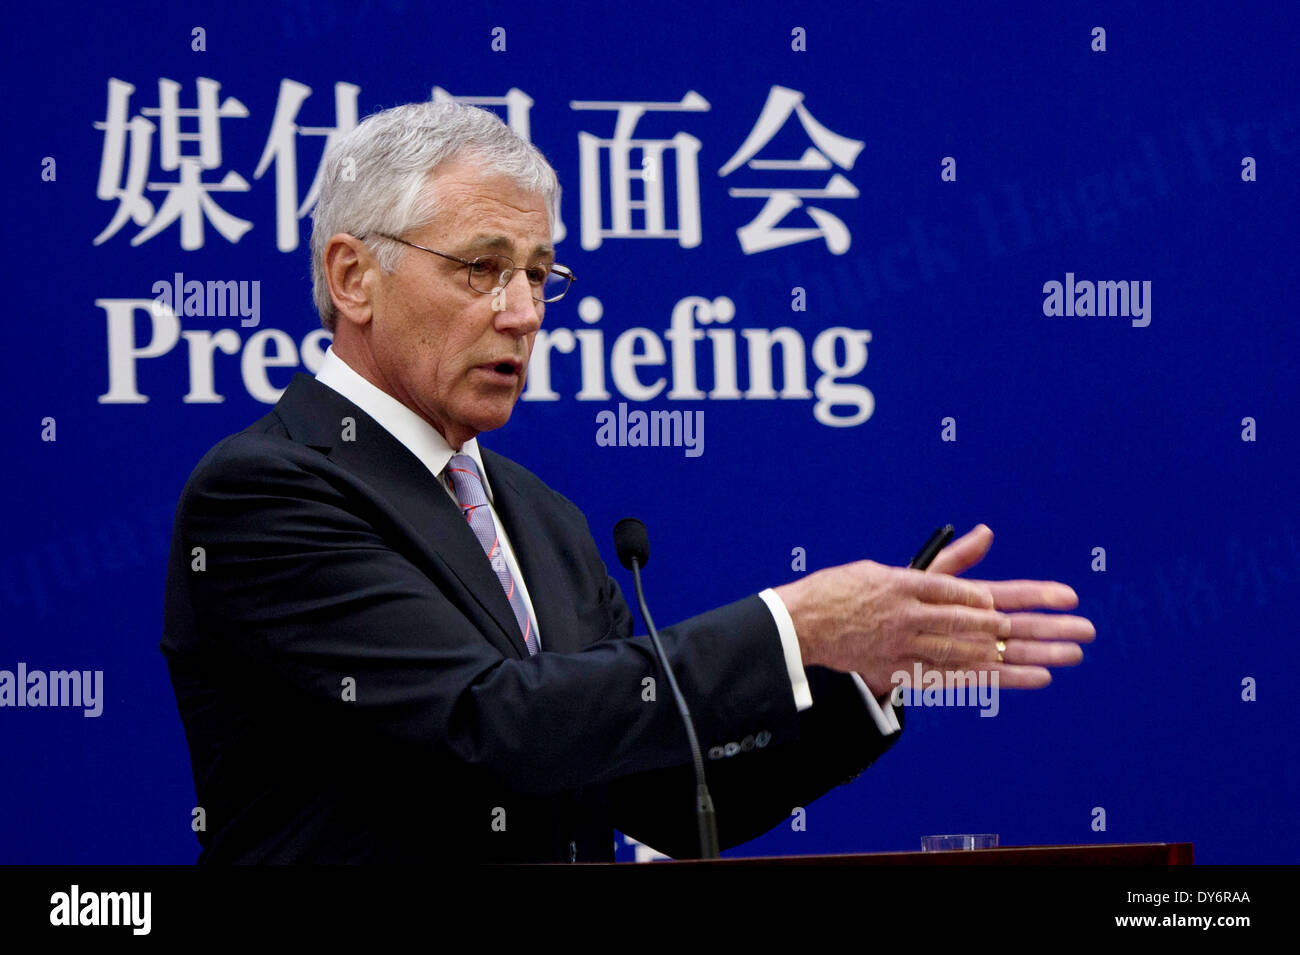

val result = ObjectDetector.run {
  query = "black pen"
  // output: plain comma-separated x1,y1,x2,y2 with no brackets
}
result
909,524,955,569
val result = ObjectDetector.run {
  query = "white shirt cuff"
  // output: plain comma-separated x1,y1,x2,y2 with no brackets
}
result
850,672,902,736
758,588,813,712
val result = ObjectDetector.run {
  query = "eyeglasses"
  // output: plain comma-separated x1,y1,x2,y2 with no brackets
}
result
359,232,576,303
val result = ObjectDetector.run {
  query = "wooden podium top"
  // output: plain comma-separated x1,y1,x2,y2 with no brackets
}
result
651,842,1194,865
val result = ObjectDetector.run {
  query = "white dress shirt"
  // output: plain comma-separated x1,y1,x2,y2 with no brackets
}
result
314,345,899,736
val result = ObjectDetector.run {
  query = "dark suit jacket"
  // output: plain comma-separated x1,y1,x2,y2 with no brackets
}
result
160,374,902,863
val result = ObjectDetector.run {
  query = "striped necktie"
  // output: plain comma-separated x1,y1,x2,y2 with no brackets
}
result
444,453,538,655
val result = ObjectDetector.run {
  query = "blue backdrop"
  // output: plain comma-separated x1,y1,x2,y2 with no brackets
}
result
3,0,1297,864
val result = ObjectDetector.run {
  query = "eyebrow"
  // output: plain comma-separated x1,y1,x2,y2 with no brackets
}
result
461,234,555,260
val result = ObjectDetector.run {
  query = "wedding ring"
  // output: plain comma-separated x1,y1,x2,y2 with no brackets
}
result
995,639,1007,663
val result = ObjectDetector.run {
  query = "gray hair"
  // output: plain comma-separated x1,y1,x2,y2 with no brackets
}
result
309,100,558,331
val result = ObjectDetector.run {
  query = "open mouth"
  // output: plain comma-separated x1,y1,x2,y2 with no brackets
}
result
479,359,523,379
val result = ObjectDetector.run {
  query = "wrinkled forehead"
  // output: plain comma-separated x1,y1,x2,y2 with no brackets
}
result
422,163,553,254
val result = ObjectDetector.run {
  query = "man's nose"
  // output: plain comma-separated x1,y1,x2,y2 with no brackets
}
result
491,268,543,333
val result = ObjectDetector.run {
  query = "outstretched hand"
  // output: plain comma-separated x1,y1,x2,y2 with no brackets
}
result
773,524,1095,698
924,523,1095,688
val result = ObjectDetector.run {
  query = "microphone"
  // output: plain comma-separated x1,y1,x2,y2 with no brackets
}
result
613,517,719,860
612,517,650,571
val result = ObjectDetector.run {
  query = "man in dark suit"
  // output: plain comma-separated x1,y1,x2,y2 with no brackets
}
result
161,101,1094,863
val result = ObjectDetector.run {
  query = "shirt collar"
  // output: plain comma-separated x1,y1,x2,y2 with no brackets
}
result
314,345,494,502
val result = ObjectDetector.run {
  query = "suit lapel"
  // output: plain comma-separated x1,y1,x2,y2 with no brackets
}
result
270,374,531,659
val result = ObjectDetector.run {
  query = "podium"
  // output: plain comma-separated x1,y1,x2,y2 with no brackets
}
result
646,842,1193,865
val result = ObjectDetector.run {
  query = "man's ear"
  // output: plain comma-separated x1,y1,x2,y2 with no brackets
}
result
324,233,380,329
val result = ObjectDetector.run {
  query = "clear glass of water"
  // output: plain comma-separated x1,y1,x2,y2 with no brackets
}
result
921,833,999,851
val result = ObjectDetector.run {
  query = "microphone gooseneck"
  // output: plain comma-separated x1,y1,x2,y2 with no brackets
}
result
614,517,719,859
